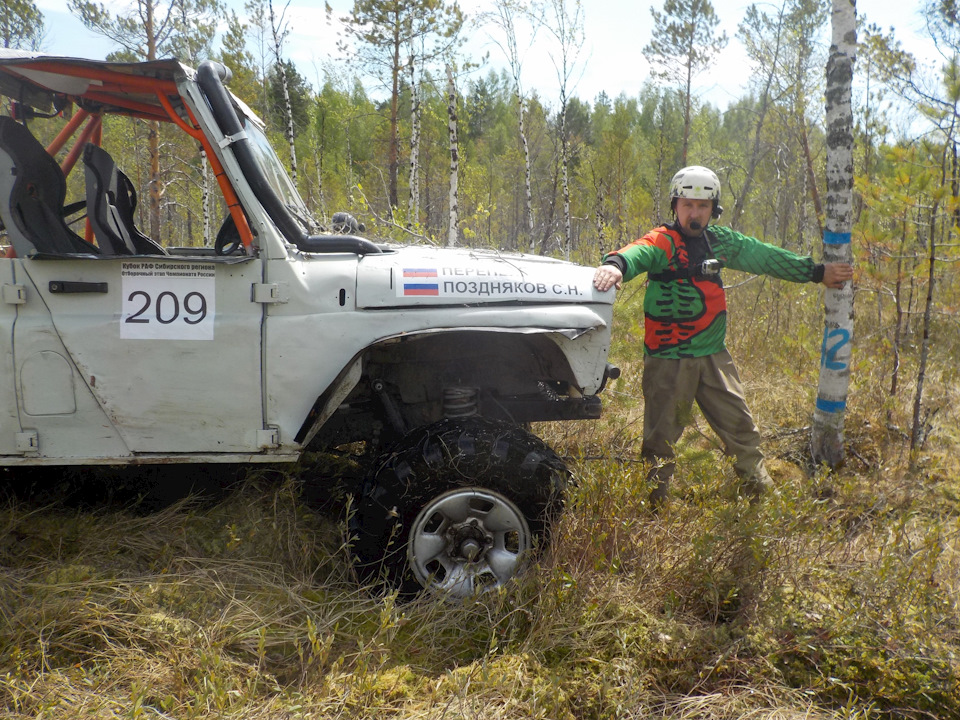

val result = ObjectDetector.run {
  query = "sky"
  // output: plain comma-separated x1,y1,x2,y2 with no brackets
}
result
34,0,942,111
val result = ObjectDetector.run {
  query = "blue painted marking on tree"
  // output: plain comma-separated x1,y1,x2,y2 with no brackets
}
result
816,397,846,413
820,327,850,371
824,231,851,245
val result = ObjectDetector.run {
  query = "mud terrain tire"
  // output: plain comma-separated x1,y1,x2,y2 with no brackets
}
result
350,417,569,596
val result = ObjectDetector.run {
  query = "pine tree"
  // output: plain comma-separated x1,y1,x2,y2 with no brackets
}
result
643,0,727,165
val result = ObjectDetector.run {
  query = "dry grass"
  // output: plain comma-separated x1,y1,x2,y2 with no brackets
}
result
2,282,959,719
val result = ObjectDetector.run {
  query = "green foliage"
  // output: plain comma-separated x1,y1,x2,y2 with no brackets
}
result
266,60,313,134
217,9,259,107
643,0,728,85
0,0,43,50
67,0,222,63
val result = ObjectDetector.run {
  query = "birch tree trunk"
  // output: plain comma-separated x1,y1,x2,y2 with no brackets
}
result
408,59,421,228
545,0,582,259
389,23,401,212
488,0,537,252
560,104,572,259
446,65,459,248
313,132,325,219
145,0,161,240
731,3,788,229
519,94,536,253
811,0,856,467
201,150,211,245
269,0,297,183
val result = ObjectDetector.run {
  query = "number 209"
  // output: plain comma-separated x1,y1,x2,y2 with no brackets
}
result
125,290,208,325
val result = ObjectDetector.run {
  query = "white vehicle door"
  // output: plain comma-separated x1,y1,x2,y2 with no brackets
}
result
0,257,21,455
15,254,265,457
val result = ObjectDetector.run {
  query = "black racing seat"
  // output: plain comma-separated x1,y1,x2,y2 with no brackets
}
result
82,143,166,256
0,115,99,257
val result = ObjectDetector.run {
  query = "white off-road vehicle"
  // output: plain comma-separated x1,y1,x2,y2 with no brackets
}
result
0,51,616,596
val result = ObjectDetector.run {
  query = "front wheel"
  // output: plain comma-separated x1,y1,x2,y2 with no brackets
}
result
350,417,569,597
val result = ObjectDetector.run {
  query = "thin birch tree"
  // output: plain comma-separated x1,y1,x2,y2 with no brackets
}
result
487,0,542,252
341,0,464,213
267,0,298,182
731,1,790,229
811,0,856,468
446,64,460,247
544,0,584,259
408,57,422,227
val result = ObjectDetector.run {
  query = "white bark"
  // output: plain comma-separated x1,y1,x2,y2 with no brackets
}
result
201,149,211,245
520,95,536,252
545,0,583,259
408,59,421,227
811,0,856,467
488,0,538,251
560,105,571,260
446,64,459,248
312,133,325,220
269,0,297,183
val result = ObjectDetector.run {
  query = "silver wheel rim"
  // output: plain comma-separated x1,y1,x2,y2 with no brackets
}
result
408,487,532,597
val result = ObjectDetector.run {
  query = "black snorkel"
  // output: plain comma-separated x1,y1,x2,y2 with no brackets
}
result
196,61,381,256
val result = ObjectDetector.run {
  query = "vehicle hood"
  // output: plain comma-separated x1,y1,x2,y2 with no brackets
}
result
356,246,610,309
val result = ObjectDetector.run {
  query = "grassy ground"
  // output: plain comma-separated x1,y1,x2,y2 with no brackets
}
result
1,280,958,719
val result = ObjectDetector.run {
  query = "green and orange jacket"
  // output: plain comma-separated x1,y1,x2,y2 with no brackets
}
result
602,222,824,359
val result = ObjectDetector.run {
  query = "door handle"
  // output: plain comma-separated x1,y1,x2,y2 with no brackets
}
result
48,281,108,294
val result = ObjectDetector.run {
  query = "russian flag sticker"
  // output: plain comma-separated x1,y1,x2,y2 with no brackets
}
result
402,268,439,295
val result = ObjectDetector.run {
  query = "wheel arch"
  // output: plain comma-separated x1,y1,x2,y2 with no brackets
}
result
295,327,590,449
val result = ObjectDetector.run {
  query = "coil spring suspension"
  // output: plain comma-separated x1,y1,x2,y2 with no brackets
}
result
443,386,479,417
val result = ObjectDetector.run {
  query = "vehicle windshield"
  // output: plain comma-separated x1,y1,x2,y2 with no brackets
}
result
243,119,317,233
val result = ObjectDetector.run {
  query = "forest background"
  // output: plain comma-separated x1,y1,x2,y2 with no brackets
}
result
3,0,960,718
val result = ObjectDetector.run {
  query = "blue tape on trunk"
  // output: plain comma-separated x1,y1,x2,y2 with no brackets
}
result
816,397,847,413
824,231,851,245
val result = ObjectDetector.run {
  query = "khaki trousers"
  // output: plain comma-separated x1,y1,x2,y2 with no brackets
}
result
641,349,772,502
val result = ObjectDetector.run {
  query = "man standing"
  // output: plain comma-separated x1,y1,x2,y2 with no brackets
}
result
593,166,853,505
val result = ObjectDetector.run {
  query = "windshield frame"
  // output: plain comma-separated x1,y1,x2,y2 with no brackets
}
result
242,119,316,234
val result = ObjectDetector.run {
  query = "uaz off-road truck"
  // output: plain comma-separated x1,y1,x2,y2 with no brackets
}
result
0,50,616,596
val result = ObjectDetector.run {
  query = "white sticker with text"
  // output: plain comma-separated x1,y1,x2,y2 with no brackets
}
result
396,263,592,300
120,262,216,340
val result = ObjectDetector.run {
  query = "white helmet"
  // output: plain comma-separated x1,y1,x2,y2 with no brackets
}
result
669,165,722,217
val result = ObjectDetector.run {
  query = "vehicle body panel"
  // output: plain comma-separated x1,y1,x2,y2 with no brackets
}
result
1,259,22,454
0,50,615,468
3,255,265,457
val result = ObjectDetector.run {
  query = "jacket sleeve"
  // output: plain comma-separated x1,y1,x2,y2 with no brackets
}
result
602,230,672,282
712,225,822,283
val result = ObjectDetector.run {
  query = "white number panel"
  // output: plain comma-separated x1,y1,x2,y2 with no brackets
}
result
121,262,216,340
